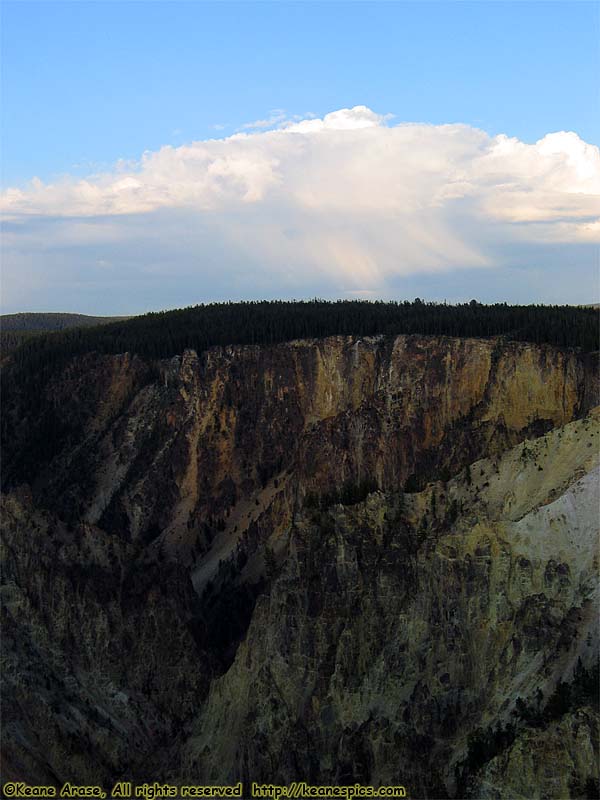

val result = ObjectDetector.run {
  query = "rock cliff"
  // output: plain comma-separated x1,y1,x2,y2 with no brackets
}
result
1,335,598,798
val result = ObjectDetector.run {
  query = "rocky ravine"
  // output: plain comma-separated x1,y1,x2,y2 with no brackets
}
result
1,334,598,798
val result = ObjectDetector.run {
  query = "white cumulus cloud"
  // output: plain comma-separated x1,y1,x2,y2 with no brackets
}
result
1,106,599,311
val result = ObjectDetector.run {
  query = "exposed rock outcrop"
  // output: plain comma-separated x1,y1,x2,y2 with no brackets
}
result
1,335,598,798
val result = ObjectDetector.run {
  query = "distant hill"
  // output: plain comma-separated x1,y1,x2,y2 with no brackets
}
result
1,312,130,332
0,312,131,359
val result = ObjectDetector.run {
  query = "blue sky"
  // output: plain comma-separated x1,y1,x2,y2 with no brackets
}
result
1,1,599,312
3,1,598,186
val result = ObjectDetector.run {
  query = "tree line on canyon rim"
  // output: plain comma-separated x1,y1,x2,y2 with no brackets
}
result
3,300,596,492
7,300,599,377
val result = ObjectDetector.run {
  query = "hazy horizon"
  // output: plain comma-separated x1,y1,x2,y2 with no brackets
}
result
3,298,600,321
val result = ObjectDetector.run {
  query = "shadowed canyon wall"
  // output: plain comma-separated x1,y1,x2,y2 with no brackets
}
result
1,335,598,797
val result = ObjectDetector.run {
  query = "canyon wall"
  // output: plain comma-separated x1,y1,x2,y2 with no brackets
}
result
1,335,598,797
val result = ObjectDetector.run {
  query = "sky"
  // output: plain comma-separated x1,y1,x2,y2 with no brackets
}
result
1,0,599,314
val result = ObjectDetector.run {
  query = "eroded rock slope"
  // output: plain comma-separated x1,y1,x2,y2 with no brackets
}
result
1,335,598,798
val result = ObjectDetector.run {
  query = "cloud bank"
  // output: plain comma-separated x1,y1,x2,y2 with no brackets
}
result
2,106,599,311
